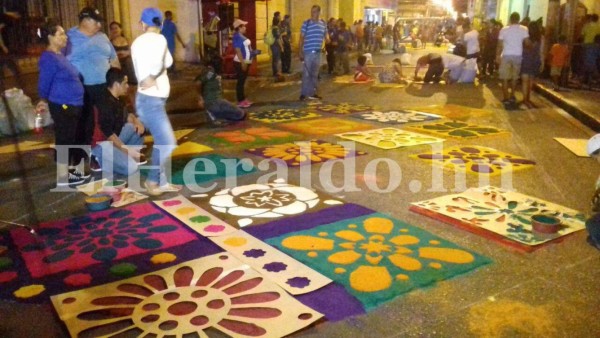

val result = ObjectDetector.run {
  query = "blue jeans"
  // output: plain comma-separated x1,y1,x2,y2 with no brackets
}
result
91,123,143,177
301,51,321,97
206,99,246,121
135,93,176,185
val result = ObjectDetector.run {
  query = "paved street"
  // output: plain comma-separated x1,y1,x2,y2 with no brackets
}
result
1,47,599,337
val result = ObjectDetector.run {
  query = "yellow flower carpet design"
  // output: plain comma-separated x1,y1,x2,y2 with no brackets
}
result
246,140,367,166
267,213,490,310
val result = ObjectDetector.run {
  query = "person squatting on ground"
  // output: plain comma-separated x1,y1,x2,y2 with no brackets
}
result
36,19,86,186
414,53,465,84
197,62,247,125
496,12,530,108
131,7,180,196
232,18,253,108
548,35,570,91
66,7,120,178
585,133,600,251
354,54,374,82
414,53,444,83
90,68,145,178
299,5,329,100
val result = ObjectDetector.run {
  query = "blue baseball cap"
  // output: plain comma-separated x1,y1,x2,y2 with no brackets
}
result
140,7,162,26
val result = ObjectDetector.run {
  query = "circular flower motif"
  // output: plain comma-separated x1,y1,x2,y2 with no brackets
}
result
258,141,351,166
54,258,311,337
361,110,436,123
210,183,320,219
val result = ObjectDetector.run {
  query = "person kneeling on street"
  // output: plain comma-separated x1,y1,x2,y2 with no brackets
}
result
197,62,247,125
91,67,146,177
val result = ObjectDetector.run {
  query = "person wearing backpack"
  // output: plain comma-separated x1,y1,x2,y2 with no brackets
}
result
270,12,283,77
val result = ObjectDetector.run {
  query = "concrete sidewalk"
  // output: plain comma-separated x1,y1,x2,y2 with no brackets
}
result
534,79,600,132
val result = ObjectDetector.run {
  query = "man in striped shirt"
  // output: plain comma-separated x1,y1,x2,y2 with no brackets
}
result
298,5,329,100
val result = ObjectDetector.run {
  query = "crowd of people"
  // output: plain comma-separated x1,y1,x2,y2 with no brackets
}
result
36,7,181,196
29,4,600,191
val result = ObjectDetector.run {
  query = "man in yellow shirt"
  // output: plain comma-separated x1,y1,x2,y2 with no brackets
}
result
582,14,600,44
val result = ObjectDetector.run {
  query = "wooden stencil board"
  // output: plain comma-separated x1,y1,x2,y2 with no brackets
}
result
51,253,323,338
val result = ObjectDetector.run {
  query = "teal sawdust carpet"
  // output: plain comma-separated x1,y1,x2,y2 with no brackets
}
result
266,212,491,310
141,154,257,186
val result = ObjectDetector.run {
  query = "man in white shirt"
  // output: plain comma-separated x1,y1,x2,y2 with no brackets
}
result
462,21,480,58
496,12,529,107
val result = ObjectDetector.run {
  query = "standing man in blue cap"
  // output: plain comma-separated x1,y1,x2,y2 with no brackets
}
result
132,7,180,196
161,10,186,75
66,7,120,177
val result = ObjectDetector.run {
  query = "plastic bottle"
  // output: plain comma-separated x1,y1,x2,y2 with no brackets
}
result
34,112,43,134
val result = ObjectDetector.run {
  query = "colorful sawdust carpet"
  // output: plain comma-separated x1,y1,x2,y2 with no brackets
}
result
410,186,586,251
278,118,375,135
265,209,491,310
51,253,323,338
249,109,321,123
407,121,509,139
168,154,257,186
408,104,491,121
352,110,441,125
337,128,444,150
1,203,223,302
309,102,373,115
208,127,298,147
246,140,367,166
206,180,344,227
410,145,536,176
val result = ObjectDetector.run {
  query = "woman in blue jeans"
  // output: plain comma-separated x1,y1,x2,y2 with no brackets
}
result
131,7,180,196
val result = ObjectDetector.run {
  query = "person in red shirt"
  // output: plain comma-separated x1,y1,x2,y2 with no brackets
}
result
548,35,570,91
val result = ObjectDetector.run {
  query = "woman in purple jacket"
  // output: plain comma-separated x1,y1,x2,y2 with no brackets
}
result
37,20,86,186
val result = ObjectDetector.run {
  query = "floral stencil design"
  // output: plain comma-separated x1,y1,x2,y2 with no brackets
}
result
278,117,375,135
246,140,366,166
51,254,322,338
411,186,586,248
267,214,490,310
407,121,509,139
337,128,444,149
353,110,441,124
249,109,320,123
209,181,341,227
409,104,491,121
211,127,297,146
311,102,373,115
411,145,536,176
12,204,197,278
